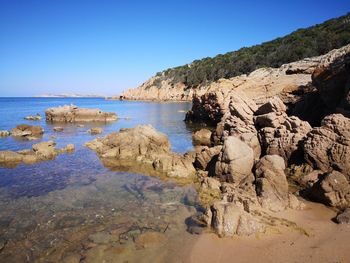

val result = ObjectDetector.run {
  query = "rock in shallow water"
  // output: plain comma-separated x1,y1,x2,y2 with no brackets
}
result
45,105,117,122
85,125,195,178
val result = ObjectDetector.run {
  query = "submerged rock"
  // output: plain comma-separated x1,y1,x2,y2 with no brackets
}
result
45,105,117,122
11,124,44,140
88,127,103,135
53,126,64,132
85,125,195,178
24,114,41,121
0,141,75,167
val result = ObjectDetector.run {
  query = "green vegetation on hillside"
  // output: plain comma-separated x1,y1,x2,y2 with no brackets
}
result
156,13,350,87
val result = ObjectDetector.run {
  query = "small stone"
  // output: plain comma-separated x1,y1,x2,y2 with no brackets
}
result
0,130,10,137
53,126,64,132
336,208,350,224
88,127,103,135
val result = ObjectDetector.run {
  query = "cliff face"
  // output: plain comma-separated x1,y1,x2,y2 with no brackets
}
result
120,54,323,102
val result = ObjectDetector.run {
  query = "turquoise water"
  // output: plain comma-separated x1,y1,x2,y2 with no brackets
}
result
0,98,200,262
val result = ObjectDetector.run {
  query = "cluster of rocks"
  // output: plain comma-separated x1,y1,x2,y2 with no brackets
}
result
85,125,195,179
24,114,42,121
185,44,350,236
7,124,44,140
0,141,74,168
45,105,117,122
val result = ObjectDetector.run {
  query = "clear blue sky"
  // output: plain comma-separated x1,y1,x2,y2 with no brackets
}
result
0,0,349,96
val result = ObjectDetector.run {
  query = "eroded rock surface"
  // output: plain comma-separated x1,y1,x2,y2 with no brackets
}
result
45,105,117,122
192,129,212,146
303,114,350,178
255,155,289,211
85,125,195,178
254,97,312,163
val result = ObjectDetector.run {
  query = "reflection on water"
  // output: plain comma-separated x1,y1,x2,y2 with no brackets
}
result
0,98,200,262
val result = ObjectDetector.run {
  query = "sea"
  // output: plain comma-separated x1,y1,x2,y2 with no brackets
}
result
0,97,201,262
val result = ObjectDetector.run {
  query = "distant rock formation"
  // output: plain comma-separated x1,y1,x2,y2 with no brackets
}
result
45,105,117,122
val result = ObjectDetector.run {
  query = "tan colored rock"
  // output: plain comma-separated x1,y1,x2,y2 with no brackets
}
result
11,124,44,139
254,97,312,162
336,208,350,224
0,130,10,137
303,114,350,178
192,129,212,146
213,92,260,158
194,145,222,172
308,171,350,209
209,201,264,237
215,137,254,186
201,177,221,191
255,155,289,211
53,126,64,132
85,125,195,178
45,105,117,122
0,142,74,167
312,44,350,112
88,127,103,135
24,114,41,121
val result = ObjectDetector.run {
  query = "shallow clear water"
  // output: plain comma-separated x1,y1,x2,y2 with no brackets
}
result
0,98,200,262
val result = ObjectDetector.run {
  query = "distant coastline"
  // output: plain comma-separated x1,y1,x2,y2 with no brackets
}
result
34,93,106,98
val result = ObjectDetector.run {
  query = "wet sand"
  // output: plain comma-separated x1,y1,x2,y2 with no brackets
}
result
188,201,350,263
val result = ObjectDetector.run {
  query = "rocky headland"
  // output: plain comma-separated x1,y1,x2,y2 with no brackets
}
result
109,43,350,238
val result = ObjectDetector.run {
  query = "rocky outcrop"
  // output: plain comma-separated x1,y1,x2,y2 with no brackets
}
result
120,75,191,101
255,155,289,211
214,136,255,186
213,91,260,158
11,124,44,140
0,141,74,168
307,171,350,209
121,52,324,102
312,44,350,114
85,125,195,178
303,114,350,178
192,129,212,146
53,126,64,132
45,105,117,122
254,97,312,163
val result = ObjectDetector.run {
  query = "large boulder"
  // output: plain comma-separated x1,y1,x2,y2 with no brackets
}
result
214,137,254,186
85,125,195,178
254,97,312,163
45,105,117,122
307,171,350,209
208,201,264,237
11,124,44,140
312,44,350,114
255,155,289,211
192,129,212,146
303,114,350,179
